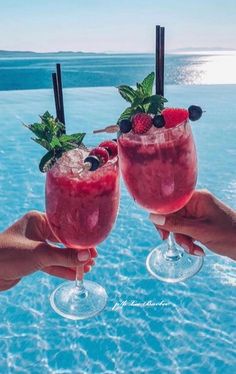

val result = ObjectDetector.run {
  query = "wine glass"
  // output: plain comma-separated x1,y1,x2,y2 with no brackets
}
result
45,148,120,319
118,120,203,283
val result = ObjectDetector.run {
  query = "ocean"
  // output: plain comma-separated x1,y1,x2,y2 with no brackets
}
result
1,51,236,91
0,54,236,373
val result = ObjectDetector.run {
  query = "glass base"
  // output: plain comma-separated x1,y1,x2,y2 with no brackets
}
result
50,280,108,320
146,243,203,283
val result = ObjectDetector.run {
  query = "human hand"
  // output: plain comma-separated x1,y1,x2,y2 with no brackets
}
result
149,190,236,260
0,211,97,291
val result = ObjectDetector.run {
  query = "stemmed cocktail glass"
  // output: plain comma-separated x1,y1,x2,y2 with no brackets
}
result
118,120,203,283
46,148,120,319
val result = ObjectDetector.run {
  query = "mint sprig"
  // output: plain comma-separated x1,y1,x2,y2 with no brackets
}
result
117,72,167,122
24,111,85,172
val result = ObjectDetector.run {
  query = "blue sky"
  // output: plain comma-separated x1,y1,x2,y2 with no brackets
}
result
0,0,235,52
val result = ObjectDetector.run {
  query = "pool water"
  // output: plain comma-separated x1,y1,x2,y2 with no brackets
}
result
0,85,235,373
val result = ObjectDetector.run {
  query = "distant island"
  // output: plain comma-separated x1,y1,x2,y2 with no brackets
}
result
0,48,236,58
0,50,102,58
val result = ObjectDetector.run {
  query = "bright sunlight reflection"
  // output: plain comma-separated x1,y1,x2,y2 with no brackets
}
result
187,52,236,84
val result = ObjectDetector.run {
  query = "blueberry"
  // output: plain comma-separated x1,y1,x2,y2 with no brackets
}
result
153,114,165,128
119,119,132,133
84,155,100,171
188,105,203,121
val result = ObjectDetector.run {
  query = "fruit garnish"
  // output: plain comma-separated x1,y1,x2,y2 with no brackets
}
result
92,72,167,135
83,155,100,171
24,111,85,172
119,119,132,134
117,72,167,124
188,105,203,121
157,105,203,129
89,147,109,166
153,114,165,128
93,125,119,134
132,113,153,134
99,141,118,158
161,108,189,129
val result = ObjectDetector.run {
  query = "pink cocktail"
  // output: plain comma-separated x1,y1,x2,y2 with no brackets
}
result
46,149,119,248
46,148,119,319
118,122,197,214
118,121,203,283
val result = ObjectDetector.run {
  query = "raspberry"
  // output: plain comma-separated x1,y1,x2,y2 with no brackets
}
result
99,140,118,159
132,113,153,134
89,147,109,166
162,108,189,129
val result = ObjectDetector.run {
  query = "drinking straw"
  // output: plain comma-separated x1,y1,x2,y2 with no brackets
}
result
160,26,165,96
52,72,61,121
155,25,165,96
56,63,66,126
155,25,160,95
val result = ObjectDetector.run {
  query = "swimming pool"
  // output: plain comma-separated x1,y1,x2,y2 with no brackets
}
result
0,85,235,373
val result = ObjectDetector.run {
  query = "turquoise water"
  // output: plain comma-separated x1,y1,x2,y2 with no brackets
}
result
1,52,236,91
0,85,236,373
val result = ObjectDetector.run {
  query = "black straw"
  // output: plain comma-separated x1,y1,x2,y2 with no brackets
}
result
56,63,66,126
160,27,165,97
155,25,165,96
52,72,60,121
155,25,160,95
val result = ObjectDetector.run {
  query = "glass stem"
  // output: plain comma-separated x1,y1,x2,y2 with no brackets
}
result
75,266,87,297
165,232,181,261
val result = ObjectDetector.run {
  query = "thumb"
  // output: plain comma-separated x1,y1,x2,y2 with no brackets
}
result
149,213,199,237
34,243,91,268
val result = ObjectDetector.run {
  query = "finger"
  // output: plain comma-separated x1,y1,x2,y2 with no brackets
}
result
35,244,91,268
84,265,92,273
42,266,76,280
0,278,21,291
38,213,60,242
149,212,202,237
89,247,98,258
174,233,205,256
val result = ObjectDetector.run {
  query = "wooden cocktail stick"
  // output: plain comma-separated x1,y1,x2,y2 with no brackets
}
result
93,125,119,134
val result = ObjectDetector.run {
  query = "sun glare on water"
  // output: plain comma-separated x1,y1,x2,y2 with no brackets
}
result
187,52,236,84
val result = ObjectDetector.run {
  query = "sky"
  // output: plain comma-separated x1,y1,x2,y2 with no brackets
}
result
0,0,236,53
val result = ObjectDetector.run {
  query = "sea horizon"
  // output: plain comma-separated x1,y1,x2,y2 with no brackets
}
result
1,50,236,91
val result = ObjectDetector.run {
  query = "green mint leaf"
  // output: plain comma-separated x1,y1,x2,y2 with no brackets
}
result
39,149,63,173
136,82,144,94
25,111,87,173
59,133,86,151
50,136,62,149
56,121,66,137
31,138,51,150
141,72,155,96
131,96,145,109
143,95,168,114
25,123,49,140
117,85,137,103
117,107,135,123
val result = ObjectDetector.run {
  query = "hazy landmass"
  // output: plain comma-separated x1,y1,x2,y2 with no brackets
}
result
0,50,102,58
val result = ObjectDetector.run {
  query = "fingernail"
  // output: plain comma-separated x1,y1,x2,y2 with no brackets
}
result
182,244,190,253
193,249,205,257
77,250,90,262
149,214,166,226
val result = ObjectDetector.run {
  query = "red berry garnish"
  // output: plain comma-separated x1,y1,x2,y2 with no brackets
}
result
99,140,118,159
89,147,109,166
162,108,189,129
132,113,153,134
